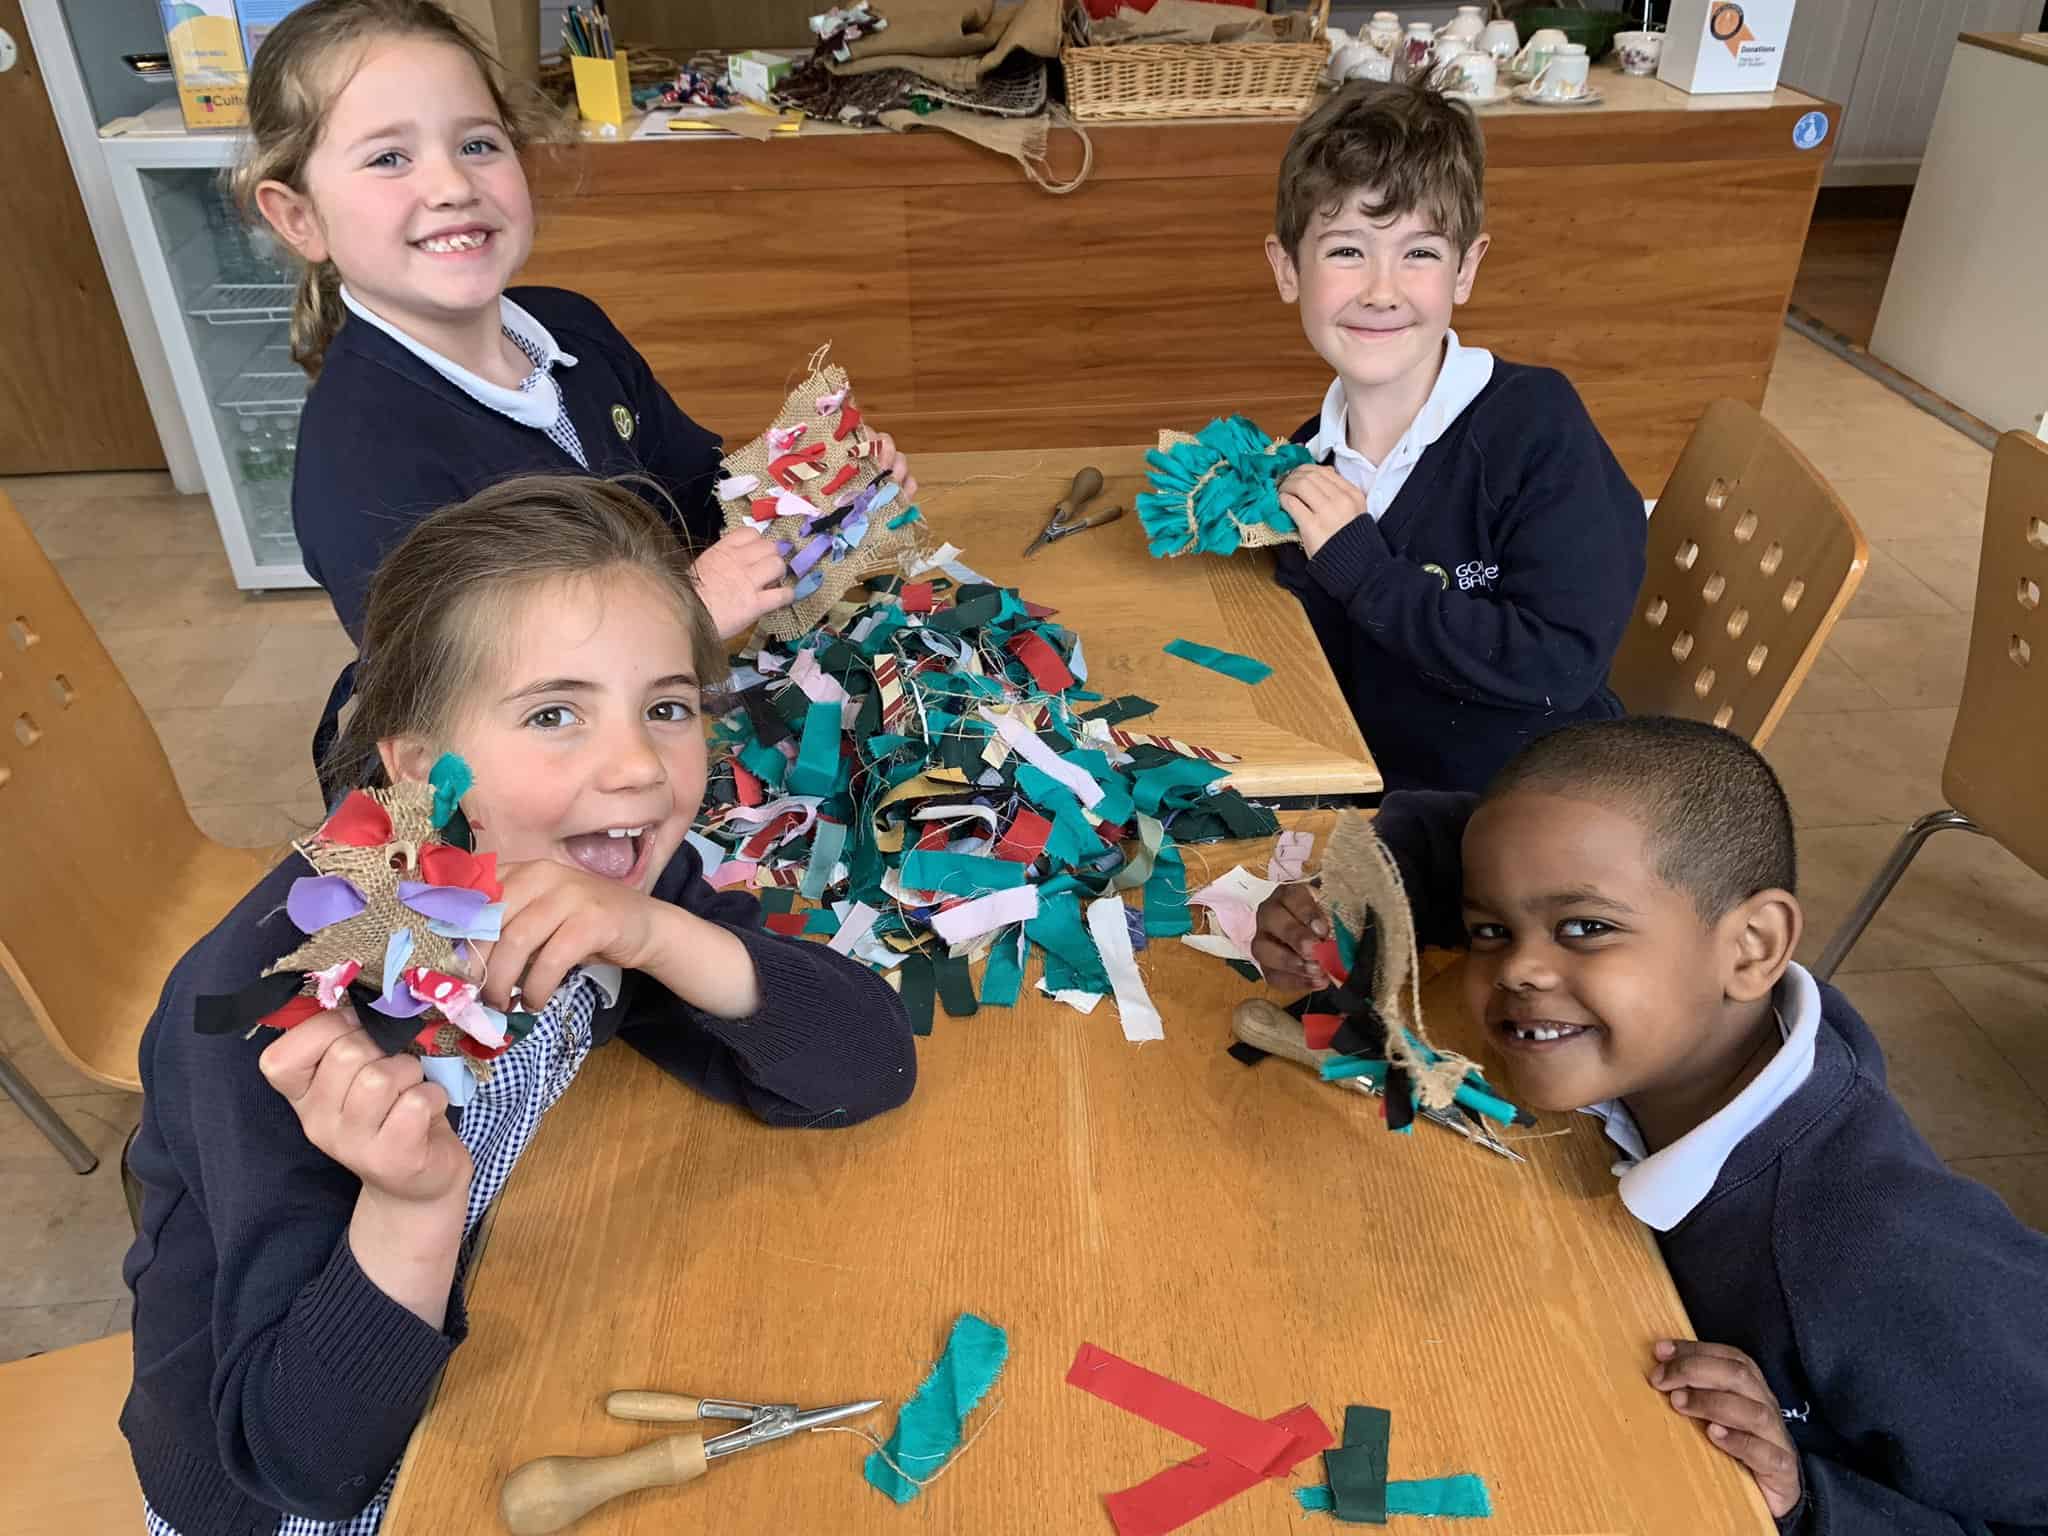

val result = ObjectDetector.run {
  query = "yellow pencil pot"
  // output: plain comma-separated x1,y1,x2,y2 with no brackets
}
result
571,50,631,127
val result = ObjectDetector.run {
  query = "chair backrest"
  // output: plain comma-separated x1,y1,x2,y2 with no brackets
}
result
1942,431,2048,876
0,492,236,1085
0,1331,144,1536
1609,399,1868,747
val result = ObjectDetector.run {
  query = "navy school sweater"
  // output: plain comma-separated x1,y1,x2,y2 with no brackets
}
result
121,840,915,1535
1273,363,1647,793
1372,790,2048,1535
291,287,725,784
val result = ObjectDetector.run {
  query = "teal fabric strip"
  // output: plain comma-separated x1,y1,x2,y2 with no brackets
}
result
981,925,1026,1006
1142,834,1192,938
738,737,788,791
1026,890,1110,994
800,818,848,902
788,700,845,797
803,908,841,935
900,850,1027,898
1387,1476,1492,1519
1296,1486,1335,1513
863,1313,1008,1504
1163,637,1273,684
1130,755,1229,817
1321,1056,1389,1085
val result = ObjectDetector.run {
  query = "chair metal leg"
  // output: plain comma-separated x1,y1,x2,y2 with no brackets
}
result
0,1048,99,1173
1815,808,1982,983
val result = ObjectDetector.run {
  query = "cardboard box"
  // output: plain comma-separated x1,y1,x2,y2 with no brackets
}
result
1658,0,1796,95
157,1,248,128
727,50,794,103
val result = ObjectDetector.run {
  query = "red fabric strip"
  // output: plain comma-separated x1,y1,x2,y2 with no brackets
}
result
767,443,829,490
741,810,800,861
749,497,782,522
1302,1013,1342,1051
1065,1343,1298,1474
996,810,1053,863
898,581,935,613
319,791,393,848
1103,1403,1333,1536
820,461,859,496
259,995,326,1032
915,821,950,853
731,761,765,808
832,403,863,441
1311,937,1347,985
1007,631,1076,694
763,912,808,936
1022,599,1059,619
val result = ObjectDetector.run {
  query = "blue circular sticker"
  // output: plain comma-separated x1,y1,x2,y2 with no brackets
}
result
1794,111,1829,150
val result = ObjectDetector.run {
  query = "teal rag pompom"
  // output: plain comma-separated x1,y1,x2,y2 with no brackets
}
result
428,753,473,830
1136,415,1313,558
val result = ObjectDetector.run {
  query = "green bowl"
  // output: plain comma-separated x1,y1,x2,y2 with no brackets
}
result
1516,7,1633,62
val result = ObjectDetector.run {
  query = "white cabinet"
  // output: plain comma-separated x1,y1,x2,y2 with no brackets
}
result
102,114,313,589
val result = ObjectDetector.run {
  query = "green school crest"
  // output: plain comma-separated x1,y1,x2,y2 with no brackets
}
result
1421,563,1449,589
611,404,634,440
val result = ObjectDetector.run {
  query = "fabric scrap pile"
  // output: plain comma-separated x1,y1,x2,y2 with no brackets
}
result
1136,415,1313,558
191,755,525,1108
693,556,1278,1038
1296,1403,1493,1523
713,347,920,641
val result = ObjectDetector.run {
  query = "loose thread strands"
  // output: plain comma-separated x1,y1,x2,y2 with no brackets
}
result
821,1396,1005,1490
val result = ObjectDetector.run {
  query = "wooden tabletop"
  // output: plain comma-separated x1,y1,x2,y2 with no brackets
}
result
382,817,1771,1536
906,446,1379,800
1961,32,2048,68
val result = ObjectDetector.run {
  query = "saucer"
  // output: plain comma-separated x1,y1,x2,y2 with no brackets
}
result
1511,84,1605,106
1444,86,1509,105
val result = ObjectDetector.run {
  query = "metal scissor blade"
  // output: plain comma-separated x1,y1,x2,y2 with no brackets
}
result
1022,527,1054,559
793,1398,885,1431
704,1399,885,1458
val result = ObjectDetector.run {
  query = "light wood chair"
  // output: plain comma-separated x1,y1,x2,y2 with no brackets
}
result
1610,399,1869,748
0,1331,144,1534
0,493,273,1170
1817,431,2048,979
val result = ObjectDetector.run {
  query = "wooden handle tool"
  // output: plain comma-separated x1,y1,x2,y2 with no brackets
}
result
603,1390,704,1422
1056,465,1105,518
500,1433,708,1535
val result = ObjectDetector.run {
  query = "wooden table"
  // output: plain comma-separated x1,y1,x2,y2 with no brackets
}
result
518,71,1840,495
911,446,1378,800
382,818,1772,1536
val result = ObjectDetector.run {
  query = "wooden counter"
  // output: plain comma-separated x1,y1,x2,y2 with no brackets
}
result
382,815,1773,1536
521,71,1838,495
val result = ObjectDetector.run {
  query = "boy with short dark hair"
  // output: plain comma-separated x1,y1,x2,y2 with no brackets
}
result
1265,83,1646,792
1254,716,2048,1532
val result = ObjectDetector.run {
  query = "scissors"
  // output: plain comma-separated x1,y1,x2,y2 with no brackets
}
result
1022,466,1125,558
501,1388,885,1533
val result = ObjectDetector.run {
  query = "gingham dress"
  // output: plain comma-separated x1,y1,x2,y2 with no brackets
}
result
143,975,601,1536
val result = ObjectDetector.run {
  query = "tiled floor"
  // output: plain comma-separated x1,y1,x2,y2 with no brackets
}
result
3,327,2044,1368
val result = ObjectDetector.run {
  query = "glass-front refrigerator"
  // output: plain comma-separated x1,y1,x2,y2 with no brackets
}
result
103,121,314,588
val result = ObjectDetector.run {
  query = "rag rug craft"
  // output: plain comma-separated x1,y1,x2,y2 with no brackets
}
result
1227,812,1531,1150
1137,416,1313,558
192,756,529,1107
714,346,921,641
694,553,1278,1038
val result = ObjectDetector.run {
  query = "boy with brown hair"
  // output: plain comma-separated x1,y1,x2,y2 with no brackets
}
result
1265,82,1646,792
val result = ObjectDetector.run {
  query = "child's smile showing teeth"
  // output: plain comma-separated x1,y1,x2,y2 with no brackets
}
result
416,227,492,255
1500,1018,1594,1048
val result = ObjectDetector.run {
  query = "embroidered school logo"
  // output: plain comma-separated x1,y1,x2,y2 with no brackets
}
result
611,404,634,440
1454,559,1500,592
1781,1402,1811,1424
1421,563,1450,589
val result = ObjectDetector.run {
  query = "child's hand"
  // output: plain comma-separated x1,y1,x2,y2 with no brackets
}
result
259,1005,472,1207
478,861,670,1012
1651,1340,1803,1518
873,431,919,502
1278,465,1368,558
692,526,793,638
1251,884,1331,993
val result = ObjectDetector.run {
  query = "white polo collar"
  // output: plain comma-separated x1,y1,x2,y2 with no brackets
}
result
1307,329,1494,507
339,287,577,431
1581,963,1822,1232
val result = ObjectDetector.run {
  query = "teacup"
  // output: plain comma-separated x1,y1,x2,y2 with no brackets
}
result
1449,50,1498,98
1438,5,1485,45
1366,10,1403,54
1479,18,1521,63
1511,27,1569,79
1530,41,1591,98
1432,32,1472,69
1614,30,1664,75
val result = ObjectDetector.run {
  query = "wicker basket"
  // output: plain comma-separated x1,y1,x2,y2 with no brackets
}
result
1063,0,1331,121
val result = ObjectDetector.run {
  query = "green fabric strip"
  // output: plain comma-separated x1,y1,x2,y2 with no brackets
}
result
981,926,1026,1006
737,737,788,791
863,1313,1008,1504
897,953,935,1037
1081,694,1157,725
1163,637,1273,684
800,819,848,901
789,700,845,797
934,951,979,1018
1387,1476,1491,1519
1026,890,1110,994
757,886,795,916
803,909,841,935
1130,755,1229,817
900,850,1027,898
1328,1405,1390,1523
1142,829,1193,938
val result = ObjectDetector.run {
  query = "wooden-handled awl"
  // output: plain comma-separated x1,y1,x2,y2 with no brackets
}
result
1022,465,1124,558
499,1390,883,1534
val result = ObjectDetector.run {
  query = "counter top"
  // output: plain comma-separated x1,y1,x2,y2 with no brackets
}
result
1961,32,2048,68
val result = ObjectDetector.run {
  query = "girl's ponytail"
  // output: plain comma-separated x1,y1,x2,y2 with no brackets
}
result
289,259,346,377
